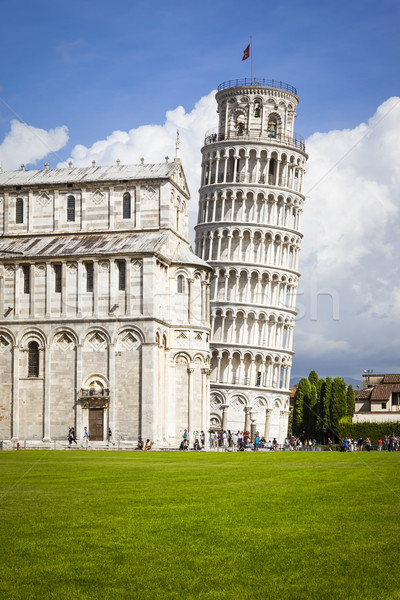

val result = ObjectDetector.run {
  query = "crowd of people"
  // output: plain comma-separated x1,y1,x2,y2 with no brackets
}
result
67,426,400,452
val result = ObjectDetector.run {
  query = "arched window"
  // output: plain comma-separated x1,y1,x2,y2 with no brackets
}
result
177,275,184,293
16,198,24,223
28,341,39,377
67,195,75,222
123,192,131,219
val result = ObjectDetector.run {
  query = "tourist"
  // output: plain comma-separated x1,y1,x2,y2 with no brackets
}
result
210,430,215,448
107,427,115,447
232,431,238,451
222,430,228,449
82,426,91,448
183,429,189,449
67,426,77,447
200,431,205,448
144,439,152,451
273,437,278,452
254,433,260,451
136,438,144,450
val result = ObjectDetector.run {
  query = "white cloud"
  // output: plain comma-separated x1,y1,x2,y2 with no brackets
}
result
54,91,400,377
295,96,400,377
58,91,218,236
0,119,69,171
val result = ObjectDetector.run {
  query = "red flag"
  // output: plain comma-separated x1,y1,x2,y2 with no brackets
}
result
242,44,250,61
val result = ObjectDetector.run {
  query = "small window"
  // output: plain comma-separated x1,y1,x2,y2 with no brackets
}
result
54,264,62,293
123,192,131,219
177,275,184,293
16,198,24,223
381,402,387,410
67,195,75,222
22,265,30,294
85,263,93,292
28,341,39,377
117,261,126,291
392,393,399,406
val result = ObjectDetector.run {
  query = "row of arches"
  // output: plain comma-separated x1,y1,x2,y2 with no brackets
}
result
197,190,303,229
201,149,306,193
210,349,291,390
196,228,301,271
210,267,297,310
211,310,294,350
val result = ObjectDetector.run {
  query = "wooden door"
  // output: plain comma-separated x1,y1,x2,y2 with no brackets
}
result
89,409,104,441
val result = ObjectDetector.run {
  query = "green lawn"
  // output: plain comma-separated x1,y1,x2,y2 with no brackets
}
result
1,451,399,600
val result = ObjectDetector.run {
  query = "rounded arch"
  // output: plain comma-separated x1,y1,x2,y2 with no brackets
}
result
19,328,47,348
81,326,111,346
50,326,79,347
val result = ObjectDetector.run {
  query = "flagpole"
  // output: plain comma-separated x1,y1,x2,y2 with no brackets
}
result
250,36,253,83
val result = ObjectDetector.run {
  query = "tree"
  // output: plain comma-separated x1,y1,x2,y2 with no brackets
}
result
308,370,319,388
292,378,311,437
346,385,355,417
331,377,347,440
304,383,318,439
317,377,332,443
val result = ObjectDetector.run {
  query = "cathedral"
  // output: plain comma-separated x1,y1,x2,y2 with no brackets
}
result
0,78,306,447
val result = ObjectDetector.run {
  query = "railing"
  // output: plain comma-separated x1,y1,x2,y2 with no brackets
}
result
204,129,305,152
218,78,297,95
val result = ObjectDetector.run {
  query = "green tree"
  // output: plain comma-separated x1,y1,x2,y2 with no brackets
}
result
317,377,331,443
304,383,318,439
292,378,311,437
346,385,355,417
308,370,319,388
331,377,347,440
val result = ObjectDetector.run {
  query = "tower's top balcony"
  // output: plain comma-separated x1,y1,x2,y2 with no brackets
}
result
204,128,305,152
218,78,297,96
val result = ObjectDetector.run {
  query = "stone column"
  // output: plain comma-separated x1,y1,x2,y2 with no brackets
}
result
11,345,19,441
264,408,272,440
250,418,256,443
187,367,195,435
75,344,83,438
76,261,83,317
93,260,99,316
244,406,251,432
43,344,51,442
221,404,229,431
141,341,158,442
108,342,116,437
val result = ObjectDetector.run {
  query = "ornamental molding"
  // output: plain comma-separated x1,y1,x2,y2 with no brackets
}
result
37,190,53,207
91,189,105,205
143,185,159,202
35,264,46,276
67,262,77,273
4,265,15,276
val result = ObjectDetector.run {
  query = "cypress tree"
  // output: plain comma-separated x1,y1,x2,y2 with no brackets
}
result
304,383,318,439
308,370,319,388
331,377,347,440
292,378,311,437
346,384,355,417
317,377,332,443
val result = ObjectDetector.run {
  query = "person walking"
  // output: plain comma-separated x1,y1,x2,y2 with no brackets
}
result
82,426,91,449
107,427,115,447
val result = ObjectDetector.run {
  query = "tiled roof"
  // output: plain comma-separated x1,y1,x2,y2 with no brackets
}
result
382,374,400,383
0,163,178,187
0,231,169,258
355,388,372,399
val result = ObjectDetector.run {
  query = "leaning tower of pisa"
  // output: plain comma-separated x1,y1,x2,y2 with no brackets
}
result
195,78,307,443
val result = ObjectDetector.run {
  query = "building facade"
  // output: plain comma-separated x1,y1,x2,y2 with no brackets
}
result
195,78,308,442
0,157,211,446
354,372,400,423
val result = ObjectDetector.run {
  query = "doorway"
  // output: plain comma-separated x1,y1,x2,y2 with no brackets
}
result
89,409,104,441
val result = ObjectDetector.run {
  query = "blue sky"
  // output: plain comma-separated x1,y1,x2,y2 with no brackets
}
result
1,0,399,153
1,0,400,382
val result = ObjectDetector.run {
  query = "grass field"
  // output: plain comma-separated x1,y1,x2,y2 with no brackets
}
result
1,451,400,600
